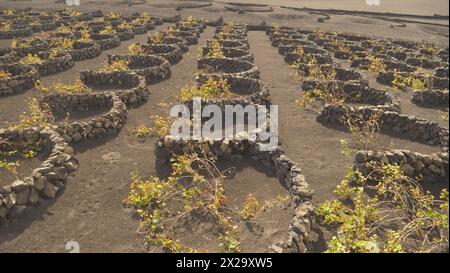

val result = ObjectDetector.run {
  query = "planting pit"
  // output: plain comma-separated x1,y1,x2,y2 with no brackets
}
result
80,70,149,106
0,63,39,96
31,50,74,76
170,156,294,253
91,33,121,50
140,43,184,65
107,54,171,84
198,57,260,79
0,127,79,222
67,41,102,61
40,92,128,143
154,138,317,253
0,48,18,64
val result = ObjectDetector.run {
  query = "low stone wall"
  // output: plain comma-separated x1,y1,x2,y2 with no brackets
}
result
40,92,128,143
302,80,400,111
155,138,316,253
173,31,198,45
108,54,171,84
214,33,247,41
0,127,79,222
150,17,164,26
278,44,328,57
207,39,249,51
53,31,82,40
68,41,102,61
131,25,148,35
284,52,332,65
116,29,135,41
377,71,449,90
406,57,442,70
91,34,121,50
352,58,416,73
297,64,363,82
175,26,202,36
0,63,39,96
318,104,449,152
354,150,448,183
435,66,448,79
0,27,33,39
80,70,149,106
160,37,190,53
30,22,58,32
183,75,271,111
87,21,109,30
269,33,304,42
0,48,19,64
270,38,314,48
217,24,247,35
386,49,408,61
179,25,202,36
202,46,254,62
412,89,449,107
198,57,260,79
140,43,184,65
32,51,74,76
12,39,50,57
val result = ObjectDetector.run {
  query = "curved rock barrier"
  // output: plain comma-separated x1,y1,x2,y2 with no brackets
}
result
40,92,128,143
318,104,449,152
377,71,449,90
91,33,121,50
32,51,74,76
302,80,400,111
412,89,449,107
0,48,19,64
155,138,317,253
30,21,58,32
435,66,449,79
406,56,441,69
354,149,448,184
284,52,332,65
207,39,249,51
269,33,305,42
80,70,149,106
203,46,254,62
52,31,82,40
0,27,33,39
12,39,50,57
131,25,148,35
278,45,329,57
351,57,416,73
0,127,79,222
173,31,198,45
214,33,248,42
198,57,260,79
108,54,171,84
140,43,183,65
116,29,135,41
184,75,270,110
160,37,190,53
270,38,315,48
0,63,39,96
176,26,202,36
67,41,102,61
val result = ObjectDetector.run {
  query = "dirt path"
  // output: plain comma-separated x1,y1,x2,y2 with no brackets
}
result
247,31,443,203
247,31,349,202
0,27,215,253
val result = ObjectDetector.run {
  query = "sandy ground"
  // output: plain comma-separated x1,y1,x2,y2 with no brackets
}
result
0,1,448,253
0,0,449,45
223,0,450,16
